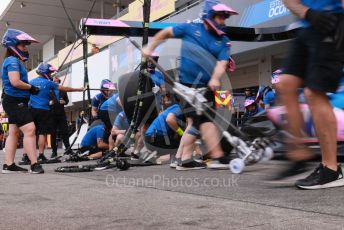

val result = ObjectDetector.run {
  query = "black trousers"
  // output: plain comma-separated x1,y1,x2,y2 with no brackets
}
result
51,114,71,153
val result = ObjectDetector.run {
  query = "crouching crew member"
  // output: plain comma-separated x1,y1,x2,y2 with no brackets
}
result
80,124,110,159
145,104,185,160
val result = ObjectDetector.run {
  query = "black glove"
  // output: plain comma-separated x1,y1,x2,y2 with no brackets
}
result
305,9,338,35
335,15,344,50
29,85,40,95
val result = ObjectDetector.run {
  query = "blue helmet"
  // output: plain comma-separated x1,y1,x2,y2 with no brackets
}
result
2,28,38,61
36,63,57,80
202,1,238,35
100,79,117,97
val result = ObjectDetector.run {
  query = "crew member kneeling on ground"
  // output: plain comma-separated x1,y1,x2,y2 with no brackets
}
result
80,124,110,159
145,103,185,163
1,28,43,173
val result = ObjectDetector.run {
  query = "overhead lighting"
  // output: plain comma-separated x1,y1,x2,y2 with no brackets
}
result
20,2,26,8
0,0,13,18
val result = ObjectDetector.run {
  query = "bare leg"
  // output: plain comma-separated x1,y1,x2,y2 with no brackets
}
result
115,134,124,146
38,135,46,154
134,131,144,153
180,118,196,161
304,88,337,170
108,134,115,150
200,122,223,159
279,74,313,161
19,122,38,164
4,124,20,165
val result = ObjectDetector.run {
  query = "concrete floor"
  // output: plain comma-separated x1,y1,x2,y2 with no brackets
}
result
0,149,344,230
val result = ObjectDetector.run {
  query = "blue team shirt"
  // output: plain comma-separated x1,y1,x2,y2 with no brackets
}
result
146,104,184,137
150,70,165,87
263,91,276,107
91,93,108,110
100,93,122,114
1,56,30,98
302,0,343,12
330,77,344,109
172,23,230,86
30,77,59,110
81,124,106,147
301,0,343,27
113,111,129,130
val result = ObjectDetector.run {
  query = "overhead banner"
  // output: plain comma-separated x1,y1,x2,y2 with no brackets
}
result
58,0,175,68
238,0,291,27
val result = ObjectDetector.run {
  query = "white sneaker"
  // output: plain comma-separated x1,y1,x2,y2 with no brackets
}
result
207,160,229,170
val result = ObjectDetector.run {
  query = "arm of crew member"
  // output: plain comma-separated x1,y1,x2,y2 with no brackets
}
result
97,139,109,149
58,85,84,92
283,0,309,18
166,114,179,131
142,27,174,55
208,60,228,90
212,60,228,80
8,72,32,90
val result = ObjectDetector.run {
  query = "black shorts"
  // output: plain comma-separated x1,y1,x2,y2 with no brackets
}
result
144,135,180,156
31,108,53,135
177,85,215,124
284,27,344,93
2,94,33,127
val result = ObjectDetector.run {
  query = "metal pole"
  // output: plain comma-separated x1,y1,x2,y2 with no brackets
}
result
100,0,104,18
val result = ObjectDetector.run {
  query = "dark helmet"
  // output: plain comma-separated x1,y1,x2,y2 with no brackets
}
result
36,63,57,80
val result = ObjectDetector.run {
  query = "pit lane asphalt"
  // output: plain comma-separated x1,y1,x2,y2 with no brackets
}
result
0,149,344,230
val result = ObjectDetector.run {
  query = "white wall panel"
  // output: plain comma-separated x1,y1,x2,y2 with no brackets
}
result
70,49,109,103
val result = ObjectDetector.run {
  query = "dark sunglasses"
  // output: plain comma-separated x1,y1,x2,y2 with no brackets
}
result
214,12,231,19
18,41,31,46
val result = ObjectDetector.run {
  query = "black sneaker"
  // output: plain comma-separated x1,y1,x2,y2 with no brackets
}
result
37,154,48,163
295,164,344,190
2,163,28,174
208,155,231,170
50,152,58,158
130,152,140,160
176,160,206,171
269,161,311,181
18,154,31,165
29,163,44,174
